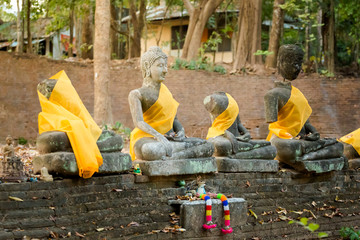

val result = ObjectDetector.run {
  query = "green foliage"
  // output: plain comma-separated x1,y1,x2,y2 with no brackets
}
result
213,65,226,74
104,121,131,139
254,50,273,56
18,137,28,145
288,217,328,239
171,58,226,75
340,227,360,240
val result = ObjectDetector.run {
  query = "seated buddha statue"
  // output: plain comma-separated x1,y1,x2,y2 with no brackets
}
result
36,70,126,178
204,92,276,159
128,46,214,161
264,44,344,171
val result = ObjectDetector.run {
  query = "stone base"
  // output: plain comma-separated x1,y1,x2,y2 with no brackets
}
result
33,152,132,177
169,198,247,236
216,158,279,172
133,158,217,176
348,158,360,169
295,157,345,173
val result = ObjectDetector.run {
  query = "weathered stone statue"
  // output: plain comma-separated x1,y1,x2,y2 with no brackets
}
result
264,44,345,172
3,135,15,161
129,46,216,176
204,92,276,159
339,129,360,169
129,46,214,161
33,70,131,178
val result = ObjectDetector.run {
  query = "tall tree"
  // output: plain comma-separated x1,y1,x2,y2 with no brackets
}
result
181,0,224,61
322,0,335,74
128,0,146,58
16,0,24,53
265,0,284,68
68,0,75,57
26,0,32,53
94,0,113,124
233,0,262,72
80,2,94,59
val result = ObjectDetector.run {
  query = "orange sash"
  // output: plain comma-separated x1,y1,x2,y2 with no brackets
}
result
340,128,360,155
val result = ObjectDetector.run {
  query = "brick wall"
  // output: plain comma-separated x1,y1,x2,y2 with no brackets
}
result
0,52,359,142
1,170,360,239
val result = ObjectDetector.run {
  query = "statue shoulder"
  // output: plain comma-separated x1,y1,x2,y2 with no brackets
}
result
128,89,142,102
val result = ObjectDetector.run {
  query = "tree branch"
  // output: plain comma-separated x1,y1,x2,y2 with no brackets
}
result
183,0,194,15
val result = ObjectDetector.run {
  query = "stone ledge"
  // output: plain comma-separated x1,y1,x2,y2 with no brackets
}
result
299,157,345,173
33,152,132,176
349,158,360,169
133,158,217,176
216,158,279,172
169,198,247,236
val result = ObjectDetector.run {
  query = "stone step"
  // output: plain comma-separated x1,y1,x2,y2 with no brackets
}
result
133,158,217,176
216,158,279,172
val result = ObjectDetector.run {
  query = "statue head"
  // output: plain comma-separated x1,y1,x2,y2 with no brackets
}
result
141,46,168,79
277,44,304,81
204,92,228,116
6,135,13,145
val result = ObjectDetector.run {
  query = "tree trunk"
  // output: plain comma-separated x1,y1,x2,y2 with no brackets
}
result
81,4,94,59
322,0,335,74
26,0,32,54
94,0,113,125
181,0,224,61
21,0,25,51
233,0,262,72
129,0,146,58
110,0,118,59
69,7,74,57
16,0,23,53
265,0,284,68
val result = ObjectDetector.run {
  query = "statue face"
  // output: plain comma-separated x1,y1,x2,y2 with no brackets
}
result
149,57,167,82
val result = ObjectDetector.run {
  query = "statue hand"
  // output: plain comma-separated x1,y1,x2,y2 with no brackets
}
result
158,135,173,157
174,129,185,141
304,132,320,141
236,132,251,142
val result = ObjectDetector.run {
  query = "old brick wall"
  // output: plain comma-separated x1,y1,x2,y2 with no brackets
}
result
0,52,359,142
1,170,360,239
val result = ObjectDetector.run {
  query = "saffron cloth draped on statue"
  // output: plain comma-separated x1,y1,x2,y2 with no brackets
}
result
206,93,239,139
129,83,179,160
267,86,312,141
37,70,103,178
340,128,360,155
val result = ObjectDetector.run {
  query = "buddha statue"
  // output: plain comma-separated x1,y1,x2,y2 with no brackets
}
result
264,44,344,171
3,135,15,161
34,70,131,178
204,92,276,159
128,46,214,161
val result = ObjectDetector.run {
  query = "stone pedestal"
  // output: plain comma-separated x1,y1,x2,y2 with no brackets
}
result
133,158,217,176
296,157,346,173
33,152,132,177
169,198,247,236
216,158,279,172
0,157,27,182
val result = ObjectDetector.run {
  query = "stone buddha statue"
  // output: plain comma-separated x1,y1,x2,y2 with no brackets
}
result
34,70,131,178
128,46,214,161
3,135,15,161
204,92,276,159
264,44,344,172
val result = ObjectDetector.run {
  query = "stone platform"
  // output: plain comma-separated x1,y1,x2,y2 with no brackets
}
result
33,152,132,176
169,198,247,235
216,158,279,172
296,157,346,173
133,158,217,176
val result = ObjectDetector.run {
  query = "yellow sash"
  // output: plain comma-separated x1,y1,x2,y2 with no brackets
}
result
267,86,312,141
206,93,239,139
340,128,360,155
38,70,103,178
129,83,179,160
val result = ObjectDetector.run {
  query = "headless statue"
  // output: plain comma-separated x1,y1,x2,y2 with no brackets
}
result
128,46,214,161
204,92,276,159
264,44,343,169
